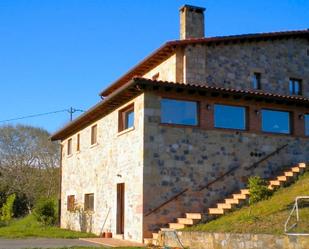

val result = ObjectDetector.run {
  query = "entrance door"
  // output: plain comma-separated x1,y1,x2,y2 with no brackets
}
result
116,183,125,234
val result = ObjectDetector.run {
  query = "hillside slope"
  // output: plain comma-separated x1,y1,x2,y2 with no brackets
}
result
185,172,309,234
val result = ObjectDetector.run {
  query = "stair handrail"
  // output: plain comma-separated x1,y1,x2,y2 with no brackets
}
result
245,143,288,170
144,143,288,217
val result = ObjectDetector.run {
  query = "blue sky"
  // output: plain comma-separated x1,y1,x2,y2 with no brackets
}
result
0,0,308,133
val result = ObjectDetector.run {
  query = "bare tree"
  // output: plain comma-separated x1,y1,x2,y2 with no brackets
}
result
0,124,60,214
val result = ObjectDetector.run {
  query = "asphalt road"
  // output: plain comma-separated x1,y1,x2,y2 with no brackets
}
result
0,238,102,249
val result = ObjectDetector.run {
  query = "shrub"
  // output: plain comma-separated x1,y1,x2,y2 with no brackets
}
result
34,198,57,226
0,193,16,224
248,176,272,204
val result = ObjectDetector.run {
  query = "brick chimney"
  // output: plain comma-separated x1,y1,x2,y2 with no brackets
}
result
180,5,206,40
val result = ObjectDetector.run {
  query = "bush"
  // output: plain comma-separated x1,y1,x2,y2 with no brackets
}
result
248,176,272,204
34,198,57,226
0,194,16,225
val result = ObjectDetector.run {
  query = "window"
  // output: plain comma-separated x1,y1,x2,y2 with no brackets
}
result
67,138,72,155
214,104,246,130
91,125,97,145
161,98,198,126
305,114,309,136
289,78,302,95
261,109,291,134
119,104,134,132
84,193,94,211
76,134,80,151
252,72,261,90
67,195,75,211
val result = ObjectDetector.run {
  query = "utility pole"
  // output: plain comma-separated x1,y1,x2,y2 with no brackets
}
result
67,107,84,121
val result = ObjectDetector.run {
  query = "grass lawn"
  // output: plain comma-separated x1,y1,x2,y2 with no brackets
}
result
185,171,309,234
0,215,96,238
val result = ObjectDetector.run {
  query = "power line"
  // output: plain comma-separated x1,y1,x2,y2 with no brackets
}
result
0,108,84,123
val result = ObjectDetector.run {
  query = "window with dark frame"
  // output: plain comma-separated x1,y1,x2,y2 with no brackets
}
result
67,138,72,156
119,105,134,132
84,193,94,211
214,104,247,130
289,78,302,95
261,109,291,134
252,72,261,90
161,98,198,126
67,195,75,211
76,134,80,151
305,114,309,136
91,125,97,145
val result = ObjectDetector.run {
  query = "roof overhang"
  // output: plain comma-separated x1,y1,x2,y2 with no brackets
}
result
51,77,309,141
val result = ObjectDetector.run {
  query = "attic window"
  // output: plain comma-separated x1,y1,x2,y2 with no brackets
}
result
152,73,160,80
252,72,261,90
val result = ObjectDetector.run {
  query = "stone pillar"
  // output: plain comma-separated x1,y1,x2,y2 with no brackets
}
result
179,5,206,40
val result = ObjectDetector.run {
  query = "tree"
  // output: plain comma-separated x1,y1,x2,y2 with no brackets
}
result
0,124,60,216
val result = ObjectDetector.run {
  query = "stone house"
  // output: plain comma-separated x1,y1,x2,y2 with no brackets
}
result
51,5,309,243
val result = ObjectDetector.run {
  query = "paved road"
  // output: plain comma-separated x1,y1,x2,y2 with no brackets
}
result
0,238,102,249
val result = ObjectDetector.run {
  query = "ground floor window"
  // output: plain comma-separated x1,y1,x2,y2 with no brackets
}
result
67,195,75,211
305,114,309,136
261,109,291,134
161,98,198,126
84,193,94,211
214,104,246,130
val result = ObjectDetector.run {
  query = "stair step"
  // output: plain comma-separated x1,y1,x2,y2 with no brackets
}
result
284,171,294,177
185,213,202,219
208,208,224,215
144,238,153,245
240,189,250,195
232,194,247,200
152,233,159,240
298,163,306,168
291,167,300,173
277,175,288,181
225,198,240,204
217,203,232,209
177,218,200,225
269,180,281,186
169,223,186,229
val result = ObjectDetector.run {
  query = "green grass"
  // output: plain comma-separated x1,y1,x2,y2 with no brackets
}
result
0,215,96,238
185,171,309,234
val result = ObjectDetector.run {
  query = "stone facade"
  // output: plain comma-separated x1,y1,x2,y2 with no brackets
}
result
60,94,144,242
57,7,309,242
160,231,309,249
143,54,177,82
142,91,309,237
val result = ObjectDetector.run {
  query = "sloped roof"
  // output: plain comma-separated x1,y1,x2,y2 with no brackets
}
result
51,77,309,141
99,29,309,97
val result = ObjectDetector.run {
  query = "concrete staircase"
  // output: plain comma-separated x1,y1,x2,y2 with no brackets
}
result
144,162,307,245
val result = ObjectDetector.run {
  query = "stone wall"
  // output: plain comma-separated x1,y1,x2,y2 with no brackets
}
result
60,94,145,242
143,54,177,82
142,91,309,237
160,231,309,249
183,38,309,97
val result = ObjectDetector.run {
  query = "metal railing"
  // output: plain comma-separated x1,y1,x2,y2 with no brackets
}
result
144,144,288,217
